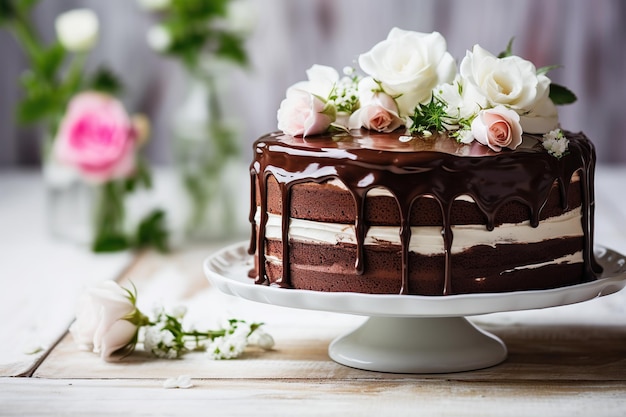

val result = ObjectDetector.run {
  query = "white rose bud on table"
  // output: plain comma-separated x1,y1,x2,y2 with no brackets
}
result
55,8,99,52
70,281,149,361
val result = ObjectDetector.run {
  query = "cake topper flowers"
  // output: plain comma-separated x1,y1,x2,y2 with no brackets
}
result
276,28,576,153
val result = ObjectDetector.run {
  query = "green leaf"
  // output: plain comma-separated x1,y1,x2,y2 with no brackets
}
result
497,37,515,58
536,64,560,76
171,0,228,19
33,43,66,81
135,209,169,253
215,32,248,66
89,67,123,94
549,83,577,105
92,234,130,253
408,95,448,135
0,0,18,24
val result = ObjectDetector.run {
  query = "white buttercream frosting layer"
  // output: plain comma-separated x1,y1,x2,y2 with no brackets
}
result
259,207,583,256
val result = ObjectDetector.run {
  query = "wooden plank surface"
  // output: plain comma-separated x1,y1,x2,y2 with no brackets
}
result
34,246,626,383
1,377,625,417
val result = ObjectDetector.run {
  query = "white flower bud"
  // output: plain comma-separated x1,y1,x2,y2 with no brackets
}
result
55,9,99,52
136,0,171,11
146,25,172,53
225,0,257,35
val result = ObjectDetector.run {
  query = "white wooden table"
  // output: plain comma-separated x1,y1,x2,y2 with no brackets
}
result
1,166,626,416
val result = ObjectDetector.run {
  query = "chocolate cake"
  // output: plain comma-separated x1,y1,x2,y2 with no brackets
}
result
247,28,601,296
248,130,600,295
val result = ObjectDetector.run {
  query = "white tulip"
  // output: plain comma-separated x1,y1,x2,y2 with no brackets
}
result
55,9,99,52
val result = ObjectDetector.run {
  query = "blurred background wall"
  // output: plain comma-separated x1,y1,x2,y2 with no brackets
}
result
1,0,625,166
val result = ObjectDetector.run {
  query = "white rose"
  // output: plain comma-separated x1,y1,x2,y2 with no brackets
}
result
460,44,551,116
69,281,141,361
290,64,339,99
55,9,99,52
277,88,336,137
358,28,456,117
470,105,523,152
519,94,559,134
349,77,404,132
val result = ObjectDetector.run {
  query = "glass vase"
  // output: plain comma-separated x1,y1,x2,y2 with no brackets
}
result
43,157,129,251
173,66,249,242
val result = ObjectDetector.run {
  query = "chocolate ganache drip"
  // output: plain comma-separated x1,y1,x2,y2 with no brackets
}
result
248,130,601,295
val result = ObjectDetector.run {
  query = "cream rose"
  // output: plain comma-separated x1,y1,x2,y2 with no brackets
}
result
358,28,456,117
460,44,554,132
70,281,145,361
55,9,99,52
470,105,523,152
277,88,336,137
349,77,403,132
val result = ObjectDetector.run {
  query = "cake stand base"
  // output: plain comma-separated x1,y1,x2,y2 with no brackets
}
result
328,316,507,373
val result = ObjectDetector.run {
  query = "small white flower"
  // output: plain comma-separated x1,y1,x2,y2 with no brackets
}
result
163,375,193,389
55,9,99,52
456,129,474,144
207,321,251,360
342,66,355,76
146,25,171,52
542,129,569,158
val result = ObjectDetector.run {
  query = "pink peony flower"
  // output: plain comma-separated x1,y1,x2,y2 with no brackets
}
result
54,92,137,183
470,105,523,152
277,88,336,137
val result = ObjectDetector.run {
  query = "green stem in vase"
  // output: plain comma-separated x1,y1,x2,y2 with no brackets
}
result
92,180,130,252
180,67,240,237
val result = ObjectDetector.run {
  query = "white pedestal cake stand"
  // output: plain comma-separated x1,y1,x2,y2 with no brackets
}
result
204,242,626,374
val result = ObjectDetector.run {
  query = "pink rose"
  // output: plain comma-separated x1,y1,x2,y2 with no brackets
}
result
349,89,403,132
470,105,523,152
69,280,142,361
54,92,137,183
277,88,336,137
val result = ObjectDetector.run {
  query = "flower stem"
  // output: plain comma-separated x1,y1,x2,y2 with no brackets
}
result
92,181,130,252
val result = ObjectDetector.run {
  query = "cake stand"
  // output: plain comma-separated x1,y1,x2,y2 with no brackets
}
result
203,242,626,373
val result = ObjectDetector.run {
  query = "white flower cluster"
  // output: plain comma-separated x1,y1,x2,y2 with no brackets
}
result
542,129,570,158
277,28,574,154
141,306,188,359
206,320,275,360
